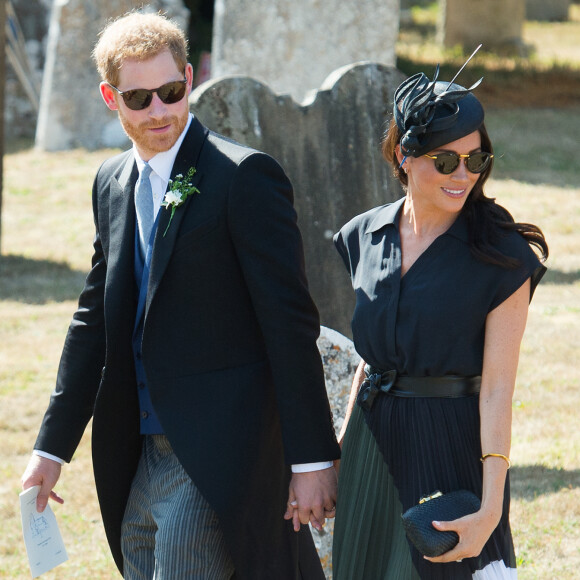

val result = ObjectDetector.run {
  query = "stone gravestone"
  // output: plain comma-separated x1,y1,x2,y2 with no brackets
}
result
526,0,570,21
190,63,406,336
3,0,49,141
211,0,399,103
315,325,360,577
438,0,526,54
35,0,189,152
0,0,6,254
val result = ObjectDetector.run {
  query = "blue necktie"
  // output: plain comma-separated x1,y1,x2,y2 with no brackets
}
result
135,163,154,258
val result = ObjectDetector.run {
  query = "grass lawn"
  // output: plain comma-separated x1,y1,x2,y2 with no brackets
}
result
1,7,579,579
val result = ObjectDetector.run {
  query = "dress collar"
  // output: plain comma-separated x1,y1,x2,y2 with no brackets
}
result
446,211,469,243
364,195,470,243
364,197,405,234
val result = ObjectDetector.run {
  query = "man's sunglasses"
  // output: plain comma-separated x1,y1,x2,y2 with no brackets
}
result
423,151,494,175
108,79,188,111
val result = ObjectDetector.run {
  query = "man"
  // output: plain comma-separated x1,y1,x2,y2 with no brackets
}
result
21,12,340,579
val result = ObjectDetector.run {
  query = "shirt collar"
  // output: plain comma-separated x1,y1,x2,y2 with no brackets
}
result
133,113,193,181
364,195,470,243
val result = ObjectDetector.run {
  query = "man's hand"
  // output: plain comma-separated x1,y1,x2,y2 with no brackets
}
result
284,467,337,532
21,455,64,513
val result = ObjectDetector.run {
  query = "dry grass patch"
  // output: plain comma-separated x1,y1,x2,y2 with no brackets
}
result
524,5,580,66
397,3,580,109
0,148,121,579
485,109,580,577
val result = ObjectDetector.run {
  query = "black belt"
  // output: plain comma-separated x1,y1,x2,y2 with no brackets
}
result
358,365,481,411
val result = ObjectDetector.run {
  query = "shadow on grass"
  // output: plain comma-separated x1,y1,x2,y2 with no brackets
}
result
511,465,580,500
3,136,35,155
396,57,580,108
0,254,86,304
542,268,580,285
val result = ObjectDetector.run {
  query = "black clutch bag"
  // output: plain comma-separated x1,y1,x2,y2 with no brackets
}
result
401,490,481,557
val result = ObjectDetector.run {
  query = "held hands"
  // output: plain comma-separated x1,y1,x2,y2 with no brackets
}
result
284,467,338,532
424,508,501,563
21,455,64,513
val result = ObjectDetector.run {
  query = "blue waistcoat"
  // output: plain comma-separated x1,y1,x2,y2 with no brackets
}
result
132,216,163,434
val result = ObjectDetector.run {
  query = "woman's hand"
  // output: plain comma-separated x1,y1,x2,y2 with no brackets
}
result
423,507,501,564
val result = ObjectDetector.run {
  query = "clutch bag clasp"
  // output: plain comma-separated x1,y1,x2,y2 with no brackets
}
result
418,490,443,504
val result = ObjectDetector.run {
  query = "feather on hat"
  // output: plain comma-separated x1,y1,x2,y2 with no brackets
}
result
394,51,485,158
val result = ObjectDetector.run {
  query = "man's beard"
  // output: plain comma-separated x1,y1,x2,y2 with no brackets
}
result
118,108,189,157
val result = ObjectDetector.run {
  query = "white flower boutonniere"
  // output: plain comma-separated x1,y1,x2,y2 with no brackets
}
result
161,167,200,236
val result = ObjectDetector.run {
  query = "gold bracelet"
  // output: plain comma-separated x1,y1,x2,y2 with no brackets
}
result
480,453,511,469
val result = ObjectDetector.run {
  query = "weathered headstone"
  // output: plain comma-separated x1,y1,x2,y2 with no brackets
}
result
191,63,406,336
438,0,526,54
526,0,570,21
35,0,189,152
211,0,399,103
3,0,48,141
315,325,360,578
1,0,6,254
318,325,360,438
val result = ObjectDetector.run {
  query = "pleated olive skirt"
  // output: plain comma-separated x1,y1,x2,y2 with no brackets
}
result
332,400,517,580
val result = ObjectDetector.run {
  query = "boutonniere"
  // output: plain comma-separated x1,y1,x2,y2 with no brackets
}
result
161,167,200,236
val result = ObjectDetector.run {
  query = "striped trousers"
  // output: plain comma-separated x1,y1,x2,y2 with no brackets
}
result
121,435,235,579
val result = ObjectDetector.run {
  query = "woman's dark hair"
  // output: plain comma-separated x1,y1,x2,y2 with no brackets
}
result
382,118,549,268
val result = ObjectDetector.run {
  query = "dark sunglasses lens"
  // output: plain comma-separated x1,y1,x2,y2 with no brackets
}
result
157,81,187,104
122,89,153,110
434,153,460,175
466,152,491,173
120,81,186,110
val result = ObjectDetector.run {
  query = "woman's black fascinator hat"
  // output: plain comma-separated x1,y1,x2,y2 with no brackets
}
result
394,45,485,159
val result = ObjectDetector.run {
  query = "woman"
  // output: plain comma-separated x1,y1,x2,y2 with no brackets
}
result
331,68,548,579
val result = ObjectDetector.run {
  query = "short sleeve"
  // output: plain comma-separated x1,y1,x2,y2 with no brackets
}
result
333,230,352,275
333,203,400,289
489,233,547,311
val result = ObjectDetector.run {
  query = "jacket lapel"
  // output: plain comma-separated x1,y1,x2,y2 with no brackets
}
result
145,118,209,317
105,155,138,325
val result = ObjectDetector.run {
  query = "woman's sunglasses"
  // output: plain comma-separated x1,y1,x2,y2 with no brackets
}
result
108,79,188,111
423,151,493,175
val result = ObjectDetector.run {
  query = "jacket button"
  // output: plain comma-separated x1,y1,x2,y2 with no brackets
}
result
142,411,149,419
